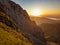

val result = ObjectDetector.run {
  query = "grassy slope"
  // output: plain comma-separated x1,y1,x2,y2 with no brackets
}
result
0,22,32,45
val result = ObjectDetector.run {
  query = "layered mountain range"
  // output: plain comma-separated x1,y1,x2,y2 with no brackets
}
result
30,16,60,25
0,0,46,45
30,16,60,45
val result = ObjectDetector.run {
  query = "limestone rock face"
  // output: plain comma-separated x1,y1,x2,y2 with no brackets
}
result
0,0,47,45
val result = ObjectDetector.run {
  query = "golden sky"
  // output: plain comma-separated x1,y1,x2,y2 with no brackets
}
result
13,0,60,16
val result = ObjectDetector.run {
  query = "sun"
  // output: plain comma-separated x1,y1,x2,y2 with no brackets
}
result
31,9,42,16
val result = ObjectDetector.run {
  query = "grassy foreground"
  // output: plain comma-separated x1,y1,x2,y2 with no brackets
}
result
0,22,32,45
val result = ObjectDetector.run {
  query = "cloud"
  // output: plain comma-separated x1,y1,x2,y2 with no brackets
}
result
46,17,60,20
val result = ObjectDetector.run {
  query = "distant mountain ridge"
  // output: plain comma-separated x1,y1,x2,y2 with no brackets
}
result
30,16,60,25
31,16,60,45
30,16,60,45
0,0,46,45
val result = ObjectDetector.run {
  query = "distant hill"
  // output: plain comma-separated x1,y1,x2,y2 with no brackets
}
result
40,23,60,45
30,16,60,45
30,16,60,25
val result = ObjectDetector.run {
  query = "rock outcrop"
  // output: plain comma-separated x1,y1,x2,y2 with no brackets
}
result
0,0,47,45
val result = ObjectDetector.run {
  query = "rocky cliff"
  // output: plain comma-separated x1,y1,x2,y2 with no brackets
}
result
0,0,47,45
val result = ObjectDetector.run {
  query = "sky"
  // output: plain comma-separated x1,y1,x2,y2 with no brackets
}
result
12,0,60,15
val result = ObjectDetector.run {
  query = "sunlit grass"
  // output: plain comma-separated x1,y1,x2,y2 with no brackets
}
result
0,22,32,45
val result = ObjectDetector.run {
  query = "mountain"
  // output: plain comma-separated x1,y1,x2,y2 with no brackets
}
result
0,0,46,45
30,16,60,25
40,23,60,45
30,16,60,45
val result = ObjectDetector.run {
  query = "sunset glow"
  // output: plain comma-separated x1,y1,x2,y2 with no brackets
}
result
13,0,60,16
30,9,42,16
